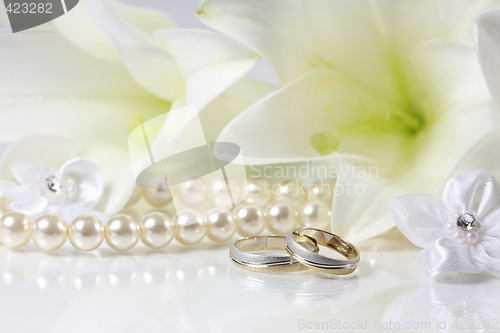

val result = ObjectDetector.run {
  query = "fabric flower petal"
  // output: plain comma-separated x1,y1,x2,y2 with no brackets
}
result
58,158,103,207
9,158,54,186
421,237,483,278
443,168,500,219
0,182,41,207
155,29,260,110
389,194,451,248
481,208,500,237
10,196,48,216
470,238,500,277
54,0,184,100
476,9,500,108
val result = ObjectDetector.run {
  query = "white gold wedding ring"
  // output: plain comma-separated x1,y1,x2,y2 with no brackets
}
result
286,227,360,275
230,235,317,272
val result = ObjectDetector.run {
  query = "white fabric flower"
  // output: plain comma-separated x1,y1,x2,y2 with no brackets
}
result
389,169,500,278
0,158,106,223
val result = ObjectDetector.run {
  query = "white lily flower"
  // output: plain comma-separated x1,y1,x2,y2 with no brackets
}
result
199,0,500,242
0,0,270,214
0,157,106,223
389,169,500,278
447,9,500,178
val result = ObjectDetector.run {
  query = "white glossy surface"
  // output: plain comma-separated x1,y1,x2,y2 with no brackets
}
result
0,229,497,333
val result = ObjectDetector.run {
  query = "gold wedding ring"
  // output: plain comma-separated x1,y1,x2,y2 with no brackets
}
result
285,227,360,275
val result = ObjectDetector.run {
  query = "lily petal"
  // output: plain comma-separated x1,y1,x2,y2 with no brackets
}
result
59,158,103,207
54,0,184,100
389,194,451,248
199,0,497,100
411,39,490,111
217,68,389,164
155,29,260,110
476,9,500,108
410,40,495,181
421,237,483,278
331,158,409,243
79,140,135,215
448,126,500,182
198,78,276,142
0,32,168,145
197,0,314,84
443,169,500,219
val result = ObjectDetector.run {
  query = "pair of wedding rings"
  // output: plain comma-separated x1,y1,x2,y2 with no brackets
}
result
230,227,360,275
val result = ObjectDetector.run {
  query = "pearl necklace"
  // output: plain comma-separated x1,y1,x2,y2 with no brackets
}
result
0,178,334,251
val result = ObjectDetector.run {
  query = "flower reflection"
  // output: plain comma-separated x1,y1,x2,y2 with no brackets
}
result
384,277,500,332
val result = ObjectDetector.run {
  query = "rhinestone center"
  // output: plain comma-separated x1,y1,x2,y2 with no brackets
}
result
46,176,62,194
457,213,476,231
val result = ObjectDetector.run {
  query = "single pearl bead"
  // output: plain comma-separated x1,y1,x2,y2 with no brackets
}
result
143,187,172,207
32,214,67,251
274,179,306,203
125,186,143,207
210,178,243,207
173,209,206,245
298,199,331,229
466,231,480,244
68,215,104,251
205,208,237,243
307,179,335,203
234,203,266,237
245,177,272,206
265,199,298,235
105,214,141,251
0,211,31,248
177,179,208,208
140,212,174,249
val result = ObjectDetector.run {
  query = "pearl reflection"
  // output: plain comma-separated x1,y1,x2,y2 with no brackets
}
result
0,246,227,290
68,254,102,289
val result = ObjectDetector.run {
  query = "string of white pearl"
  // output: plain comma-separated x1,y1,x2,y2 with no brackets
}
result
0,178,334,251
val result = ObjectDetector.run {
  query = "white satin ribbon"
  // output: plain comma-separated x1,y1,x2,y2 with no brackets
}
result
389,168,500,278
